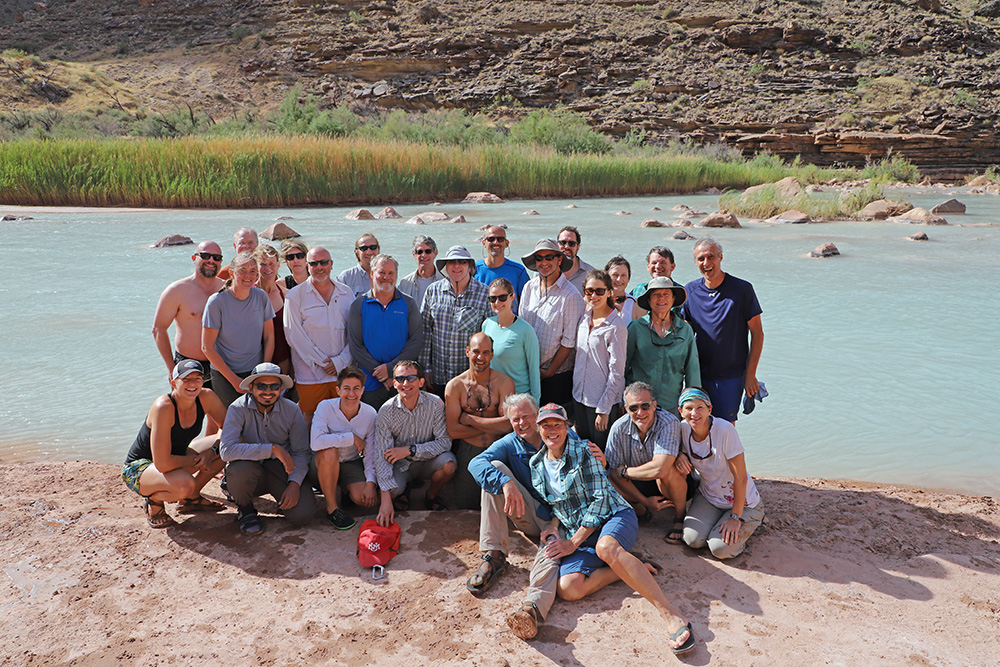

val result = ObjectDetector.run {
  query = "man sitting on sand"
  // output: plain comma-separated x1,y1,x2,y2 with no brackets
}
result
310,366,378,531
467,393,560,640
605,382,688,544
220,362,315,535
445,332,514,510
370,361,456,526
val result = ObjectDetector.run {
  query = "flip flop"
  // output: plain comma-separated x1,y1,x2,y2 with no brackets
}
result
670,622,695,655
177,495,225,513
144,498,176,529
664,520,685,545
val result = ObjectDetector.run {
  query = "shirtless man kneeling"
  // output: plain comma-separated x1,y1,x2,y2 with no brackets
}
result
445,332,515,510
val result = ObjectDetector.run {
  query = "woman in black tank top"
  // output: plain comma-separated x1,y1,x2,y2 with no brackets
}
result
120,361,229,528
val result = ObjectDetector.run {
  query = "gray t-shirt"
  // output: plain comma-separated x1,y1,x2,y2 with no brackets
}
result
398,269,444,309
203,287,275,373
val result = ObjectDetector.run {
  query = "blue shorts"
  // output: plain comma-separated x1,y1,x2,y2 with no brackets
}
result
559,507,638,578
704,377,744,422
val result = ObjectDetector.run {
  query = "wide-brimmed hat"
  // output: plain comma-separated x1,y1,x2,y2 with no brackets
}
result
522,239,573,273
435,245,476,273
636,277,687,311
172,359,205,380
239,362,294,392
536,403,569,423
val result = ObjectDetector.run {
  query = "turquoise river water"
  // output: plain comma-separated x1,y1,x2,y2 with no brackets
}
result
1,187,997,496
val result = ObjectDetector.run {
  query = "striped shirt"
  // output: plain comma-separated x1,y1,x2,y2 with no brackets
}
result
419,278,491,385
370,391,451,493
519,274,586,374
605,408,681,470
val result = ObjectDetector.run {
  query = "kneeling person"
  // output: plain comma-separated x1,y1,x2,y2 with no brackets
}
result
370,361,456,526
311,366,379,530
220,362,315,535
122,360,228,528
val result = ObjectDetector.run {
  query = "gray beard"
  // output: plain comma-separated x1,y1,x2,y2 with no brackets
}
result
198,264,219,278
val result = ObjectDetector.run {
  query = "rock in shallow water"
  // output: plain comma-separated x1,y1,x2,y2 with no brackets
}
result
152,234,193,247
640,218,665,227
889,207,948,225
261,223,299,240
345,209,374,220
810,242,840,258
697,211,742,228
375,206,401,219
930,199,966,214
673,230,695,240
909,232,929,241
464,192,504,203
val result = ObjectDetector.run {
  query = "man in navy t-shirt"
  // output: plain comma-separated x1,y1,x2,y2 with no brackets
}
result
682,238,763,422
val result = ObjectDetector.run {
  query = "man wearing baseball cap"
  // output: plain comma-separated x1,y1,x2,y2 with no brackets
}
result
219,362,315,535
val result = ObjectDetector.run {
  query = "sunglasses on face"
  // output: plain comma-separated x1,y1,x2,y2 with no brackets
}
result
357,244,380,252
584,287,608,296
414,248,434,256
307,259,332,267
485,236,507,243
197,252,223,262
393,374,419,384
488,293,513,303
535,253,561,263
284,252,305,261
557,239,578,247
254,382,282,391
626,401,653,413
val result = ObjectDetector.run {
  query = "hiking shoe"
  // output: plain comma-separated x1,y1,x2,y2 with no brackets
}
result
506,601,542,640
326,507,356,530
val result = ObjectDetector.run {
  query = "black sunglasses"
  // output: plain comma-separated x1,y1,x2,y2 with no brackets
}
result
488,293,513,303
197,252,223,262
626,401,652,413
535,253,561,262
253,382,282,391
307,259,332,267
284,251,305,261
485,236,507,243
584,287,608,297
558,239,578,247
393,374,419,384
414,248,434,256
357,244,380,252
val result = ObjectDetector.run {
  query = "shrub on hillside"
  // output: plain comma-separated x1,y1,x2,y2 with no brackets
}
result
509,109,612,155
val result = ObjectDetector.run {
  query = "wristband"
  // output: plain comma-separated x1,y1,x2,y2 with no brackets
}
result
728,512,744,523
620,465,629,480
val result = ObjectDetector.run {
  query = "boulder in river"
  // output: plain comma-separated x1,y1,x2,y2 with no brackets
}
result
523,210,540,216
930,199,966,214
464,192,504,203
889,207,948,225
405,215,426,225
857,199,913,220
810,242,840,258
374,206,402,219
152,234,193,248
673,230,695,240
345,209,375,220
767,209,812,224
261,222,300,240
417,211,449,222
909,232,929,241
640,218,666,228
447,215,467,224
696,211,742,228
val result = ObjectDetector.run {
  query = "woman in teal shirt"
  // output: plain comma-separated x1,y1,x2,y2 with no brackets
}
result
481,278,541,403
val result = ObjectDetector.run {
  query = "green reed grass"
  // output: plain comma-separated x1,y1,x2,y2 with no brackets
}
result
0,136,853,208
718,180,886,220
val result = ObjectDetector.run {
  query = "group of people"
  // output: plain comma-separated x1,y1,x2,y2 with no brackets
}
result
128,222,768,654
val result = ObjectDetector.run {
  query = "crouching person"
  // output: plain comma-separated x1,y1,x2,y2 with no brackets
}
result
467,393,559,640
220,362,316,535
311,366,379,530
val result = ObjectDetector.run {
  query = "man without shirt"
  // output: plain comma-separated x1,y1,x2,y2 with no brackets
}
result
220,362,315,535
284,246,354,426
337,233,381,297
445,332,515,510
310,366,378,531
152,241,226,433
474,225,529,313
682,238,764,423
370,361,456,525
397,235,443,309
347,254,423,410
217,227,258,281
557,226,596,294
605,382,688,544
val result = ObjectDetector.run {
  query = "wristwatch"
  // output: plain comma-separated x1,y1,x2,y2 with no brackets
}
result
408,444,417,459
619,465,629,480
728,512,745,523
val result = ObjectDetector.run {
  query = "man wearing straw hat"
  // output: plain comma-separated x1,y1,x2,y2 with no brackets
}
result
219,362,315,535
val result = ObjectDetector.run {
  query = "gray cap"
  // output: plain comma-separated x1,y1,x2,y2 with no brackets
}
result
635,277,687,311
522,239,573,273
435,245,476,273
239,362,294,392
172,359,205,380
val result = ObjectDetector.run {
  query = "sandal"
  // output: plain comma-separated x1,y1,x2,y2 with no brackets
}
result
144,498,176,529
425,495,447,511
669,622,695,655
392,488,410,512
665,520,685,545
506,601,542,640
237,509,264,536
177,495,224,513
466,553,508,595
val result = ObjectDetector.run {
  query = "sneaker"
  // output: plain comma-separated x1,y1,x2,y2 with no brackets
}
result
326,507,356,530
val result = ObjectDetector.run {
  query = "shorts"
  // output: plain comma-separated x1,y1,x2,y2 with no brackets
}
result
703,377,745,423
121,459,152,495
297,381,339,415
309,455,368,487
391,451,457,493
173,352,212,389
559,507,639,578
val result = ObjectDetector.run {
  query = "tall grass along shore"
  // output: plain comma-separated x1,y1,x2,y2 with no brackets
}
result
0,136,858,208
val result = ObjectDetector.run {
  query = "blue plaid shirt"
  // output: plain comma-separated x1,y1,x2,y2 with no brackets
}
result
529,432,630,533
419,278,491,385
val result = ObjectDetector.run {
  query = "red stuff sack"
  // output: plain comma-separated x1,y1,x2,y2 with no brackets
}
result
357,519,401,571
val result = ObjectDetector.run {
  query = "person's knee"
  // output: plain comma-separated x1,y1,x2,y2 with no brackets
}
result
707,537,743,560
315,447,339,469
225,461,261,492
683,526,707,549
556,574,586,601
595,535,624,564
283,495,316,526
439,460,457,478
174,474,197,499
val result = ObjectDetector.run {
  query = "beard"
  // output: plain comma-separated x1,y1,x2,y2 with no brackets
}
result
198,263,219,278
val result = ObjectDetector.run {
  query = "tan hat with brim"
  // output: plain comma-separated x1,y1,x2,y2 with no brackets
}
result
239,362,294,392
522,239,573,273
635,277,687,311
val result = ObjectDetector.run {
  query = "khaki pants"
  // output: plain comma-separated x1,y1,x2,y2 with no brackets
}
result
480,461,559,619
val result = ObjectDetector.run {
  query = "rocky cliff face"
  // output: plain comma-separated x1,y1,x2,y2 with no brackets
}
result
4,0,1000,172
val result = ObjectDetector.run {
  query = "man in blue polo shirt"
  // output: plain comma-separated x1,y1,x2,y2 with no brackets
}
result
474,225,530,313
682,238,763,423
347,254,423,409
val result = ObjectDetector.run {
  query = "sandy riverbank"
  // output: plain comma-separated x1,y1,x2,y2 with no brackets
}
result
2,462,998,666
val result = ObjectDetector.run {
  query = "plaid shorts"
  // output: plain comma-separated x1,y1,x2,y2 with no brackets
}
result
121,459,152,495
